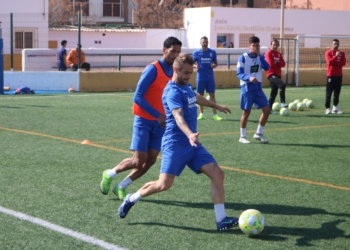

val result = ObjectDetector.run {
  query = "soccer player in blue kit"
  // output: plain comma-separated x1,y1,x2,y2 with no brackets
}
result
193,36,222,121
100,37,182,200
237,36,271,144
118,53,239,231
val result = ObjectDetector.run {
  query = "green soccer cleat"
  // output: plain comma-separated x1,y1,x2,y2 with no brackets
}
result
100,170,112,195
197,114,205,120
213,114,223,121
113,186,126,200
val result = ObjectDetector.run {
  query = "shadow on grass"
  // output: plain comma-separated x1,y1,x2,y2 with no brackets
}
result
0,106,23,109
269,142,350,148
131,201,350,246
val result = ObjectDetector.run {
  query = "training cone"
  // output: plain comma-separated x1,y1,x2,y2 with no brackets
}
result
81,140,92,144
68,87,75,93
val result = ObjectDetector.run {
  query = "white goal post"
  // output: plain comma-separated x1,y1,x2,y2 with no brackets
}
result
295,35,350,87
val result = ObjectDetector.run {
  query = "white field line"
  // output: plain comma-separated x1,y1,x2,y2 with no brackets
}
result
0,206,127,250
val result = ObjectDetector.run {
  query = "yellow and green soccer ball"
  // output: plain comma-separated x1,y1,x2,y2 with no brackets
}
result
239,209,265,236
272,102,281,111
306,100,314,108
280,107,289,116
297,102,305,111
302,98,309,104
293,99,300,104
288,102,297,111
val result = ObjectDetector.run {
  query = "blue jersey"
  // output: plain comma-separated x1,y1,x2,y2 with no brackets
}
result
237,52,269,92
162,81,197,146
56,46,67,64
192,48,217,81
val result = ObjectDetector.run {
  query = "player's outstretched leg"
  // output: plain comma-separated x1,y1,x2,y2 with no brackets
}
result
118,194,135,218
217,216,239,231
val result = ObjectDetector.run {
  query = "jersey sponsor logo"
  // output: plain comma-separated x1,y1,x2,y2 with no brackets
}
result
250,65,259,73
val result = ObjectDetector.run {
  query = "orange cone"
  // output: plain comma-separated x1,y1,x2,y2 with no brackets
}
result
68,87,75,93
81,140,92,144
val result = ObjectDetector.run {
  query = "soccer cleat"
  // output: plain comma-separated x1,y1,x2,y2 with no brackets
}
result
118,194,135,219
325,108,330,115
217,216,239,231
270,110,278,115
213,114,223,121
100,169,113,195
253,133,268,144
197,114,205,120
281,103,288,108
113,186,126,200
239,137,251,144
332,106,343,114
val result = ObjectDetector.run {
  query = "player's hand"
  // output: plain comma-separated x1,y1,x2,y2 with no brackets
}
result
157,114,166,128
211,63,217,69
336,51,341,57
188,132,200,147
249,76,258,83
216,105,231,114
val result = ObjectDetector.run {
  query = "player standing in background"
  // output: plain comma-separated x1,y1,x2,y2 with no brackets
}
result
265,39,287,114
118,53,239,231
193,36,222,121
237,36,270,144
99,37,182,200
325,39,346,114
56,40,68,71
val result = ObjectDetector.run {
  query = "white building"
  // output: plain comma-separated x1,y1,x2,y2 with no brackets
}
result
184,7,350,48
0,0,49,54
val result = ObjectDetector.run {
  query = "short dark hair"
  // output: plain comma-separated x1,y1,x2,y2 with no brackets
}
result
249,36,260,44
333,39,340,43
271,38,279,46
200,36,208,41
173,53,194,71
217,40,221,43
61,40,67,46
163,37,182,49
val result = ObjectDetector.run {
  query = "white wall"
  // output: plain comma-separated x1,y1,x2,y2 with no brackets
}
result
4,72,79,91
184,7,350,48
49,30,146,49
0,0,49,54
146,29,188,48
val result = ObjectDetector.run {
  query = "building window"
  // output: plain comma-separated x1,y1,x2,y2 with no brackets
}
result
14,28,37,50
71,0,89,16
239,33,254,48
103,0,123,17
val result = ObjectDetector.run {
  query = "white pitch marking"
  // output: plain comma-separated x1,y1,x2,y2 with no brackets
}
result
0,206,127,250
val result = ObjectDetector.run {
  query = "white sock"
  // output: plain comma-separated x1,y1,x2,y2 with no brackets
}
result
118,177,133,189
240,128,246,138
257,125,264,135
107,169,117,178
214,204,227,222
129,191,142,203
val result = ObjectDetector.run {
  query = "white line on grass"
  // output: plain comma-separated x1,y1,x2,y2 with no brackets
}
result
0,206,127,250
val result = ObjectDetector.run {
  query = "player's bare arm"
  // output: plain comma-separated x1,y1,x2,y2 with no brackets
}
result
211,60,218,69
172,107,200,147
196,94,231,114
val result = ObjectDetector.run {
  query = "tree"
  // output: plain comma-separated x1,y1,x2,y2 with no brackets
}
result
131,0,222,28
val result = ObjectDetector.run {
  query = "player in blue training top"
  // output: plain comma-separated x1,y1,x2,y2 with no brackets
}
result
192,36,222,121
99,37,182,200
237,36,270,144
118,53,239,231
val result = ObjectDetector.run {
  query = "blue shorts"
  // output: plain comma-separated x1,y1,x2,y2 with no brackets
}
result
160,142,216,176
196,80,216,94
240,89,269,110
130,116,164,153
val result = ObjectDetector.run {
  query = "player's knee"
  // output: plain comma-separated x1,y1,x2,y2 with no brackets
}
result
158,182,172,191
131,158,146,168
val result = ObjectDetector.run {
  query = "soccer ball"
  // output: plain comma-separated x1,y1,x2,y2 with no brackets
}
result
288,102,297,111
206,95,210,100
293,99,300,104
306,100,314,108
272,102,281,111
239,209,265,236
302,98,309,103
296,102,305,111
280,107,289,116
